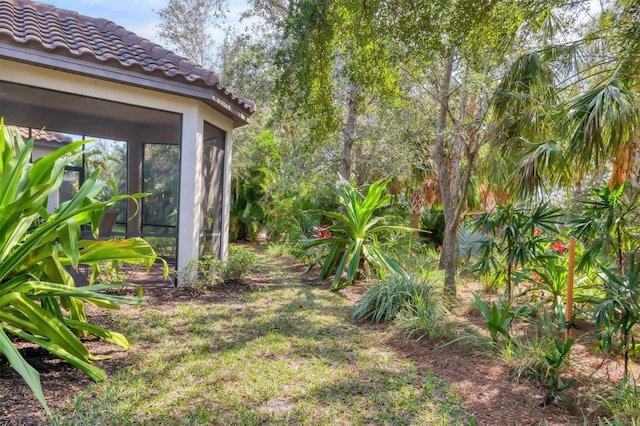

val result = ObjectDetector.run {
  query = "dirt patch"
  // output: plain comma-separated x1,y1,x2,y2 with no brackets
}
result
0,247,634,425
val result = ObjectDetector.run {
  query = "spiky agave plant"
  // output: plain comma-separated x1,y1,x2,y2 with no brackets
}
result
0,121,167,413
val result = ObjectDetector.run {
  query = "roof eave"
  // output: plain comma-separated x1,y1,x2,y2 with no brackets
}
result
1,44,252,127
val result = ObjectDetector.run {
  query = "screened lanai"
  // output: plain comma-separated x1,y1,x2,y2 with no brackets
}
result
0,0,255,279
5,81,184,259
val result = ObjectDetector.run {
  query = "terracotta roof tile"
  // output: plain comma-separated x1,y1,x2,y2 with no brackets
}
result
0,0,255,116
18,126,72,144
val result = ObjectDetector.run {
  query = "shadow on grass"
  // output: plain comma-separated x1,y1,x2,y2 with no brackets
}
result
51,253,472,425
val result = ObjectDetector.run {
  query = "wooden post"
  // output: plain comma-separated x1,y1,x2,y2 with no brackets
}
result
565,238,576,342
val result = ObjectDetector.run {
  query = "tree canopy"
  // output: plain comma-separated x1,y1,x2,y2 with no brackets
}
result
155,0,639,295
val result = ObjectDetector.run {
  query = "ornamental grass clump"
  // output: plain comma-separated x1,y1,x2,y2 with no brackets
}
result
352,275,421,323
353,273,447,329
0,121,166,413
393,284,450,341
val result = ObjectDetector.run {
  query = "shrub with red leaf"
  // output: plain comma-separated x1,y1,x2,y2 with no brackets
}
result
549,241,567,255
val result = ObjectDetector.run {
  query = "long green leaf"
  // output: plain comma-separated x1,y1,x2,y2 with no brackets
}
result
0,327,50,414
17,283,144,308
319,242,344,280
64,319,131,351
57,218,81,268
0,136,34,206
76,238,159,268
2,324,106,381
10,295,91,362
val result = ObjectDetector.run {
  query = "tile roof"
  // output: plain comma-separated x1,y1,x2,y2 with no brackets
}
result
0,0,255,118
18,126,72,144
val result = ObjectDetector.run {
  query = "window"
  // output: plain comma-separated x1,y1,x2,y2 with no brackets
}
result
199,122,226,258
142,143,179,234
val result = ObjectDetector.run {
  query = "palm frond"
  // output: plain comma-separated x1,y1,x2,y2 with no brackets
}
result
564,79,639,169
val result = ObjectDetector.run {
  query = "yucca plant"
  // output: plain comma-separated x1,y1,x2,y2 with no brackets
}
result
300,178,410,290
0,121,167,413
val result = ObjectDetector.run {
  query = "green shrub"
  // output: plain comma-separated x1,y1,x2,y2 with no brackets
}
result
230,166,270,242
178,253,220,290
220,246,257,282
0,121,166,413
94,261,132,284
588,256,640,381
420,207,444,247
178,246,257,289
144,236,177,260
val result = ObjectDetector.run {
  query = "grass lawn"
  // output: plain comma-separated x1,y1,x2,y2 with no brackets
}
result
48,251,473,425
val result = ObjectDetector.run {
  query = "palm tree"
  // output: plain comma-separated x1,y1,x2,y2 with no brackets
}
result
491,0,640,197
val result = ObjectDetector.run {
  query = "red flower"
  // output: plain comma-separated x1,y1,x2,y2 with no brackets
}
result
318,229,332,239
532,272,540,282
533,228,542,236
313,226,332,239
549,241,567,255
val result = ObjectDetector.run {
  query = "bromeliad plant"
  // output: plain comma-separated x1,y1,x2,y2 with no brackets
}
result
300,178,410,291
523,243,573,324
0,122,167,413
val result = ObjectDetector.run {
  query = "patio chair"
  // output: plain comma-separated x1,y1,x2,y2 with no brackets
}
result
97,210,119,239
77,210,120,281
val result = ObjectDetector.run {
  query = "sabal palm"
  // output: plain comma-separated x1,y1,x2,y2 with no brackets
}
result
491,1,640,197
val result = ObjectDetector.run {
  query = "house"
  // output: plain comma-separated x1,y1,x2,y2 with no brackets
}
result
0,0,256,278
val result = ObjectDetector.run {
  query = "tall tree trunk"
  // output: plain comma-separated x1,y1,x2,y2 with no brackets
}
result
354,143,366,186
433,55,481,297
342,84,358,181
434,55,457,295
